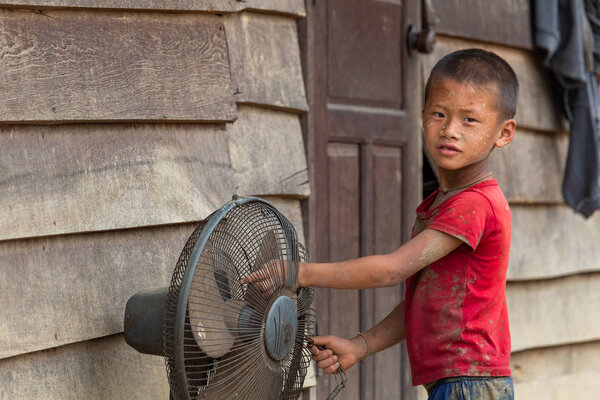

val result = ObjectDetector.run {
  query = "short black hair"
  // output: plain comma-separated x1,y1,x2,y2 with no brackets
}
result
424,48,519,121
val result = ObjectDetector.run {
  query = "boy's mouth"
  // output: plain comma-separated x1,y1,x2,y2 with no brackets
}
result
437,144,461,154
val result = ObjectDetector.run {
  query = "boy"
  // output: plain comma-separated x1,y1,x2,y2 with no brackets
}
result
246,48,517,399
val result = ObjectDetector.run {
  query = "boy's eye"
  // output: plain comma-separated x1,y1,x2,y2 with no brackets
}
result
433,112,445,118
464,117,478,123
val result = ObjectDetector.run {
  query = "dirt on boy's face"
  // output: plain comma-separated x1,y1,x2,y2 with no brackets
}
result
422,78,514,176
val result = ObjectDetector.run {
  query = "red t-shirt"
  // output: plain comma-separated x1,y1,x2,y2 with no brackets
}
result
405,179,511,386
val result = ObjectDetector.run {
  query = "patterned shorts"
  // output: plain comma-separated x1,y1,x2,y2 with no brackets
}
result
425,376,514,400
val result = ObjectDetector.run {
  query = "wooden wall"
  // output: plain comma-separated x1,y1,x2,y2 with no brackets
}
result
0,1,313,399
418,1,600,398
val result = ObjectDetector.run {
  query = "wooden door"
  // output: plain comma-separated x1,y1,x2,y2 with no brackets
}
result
301,0,420,399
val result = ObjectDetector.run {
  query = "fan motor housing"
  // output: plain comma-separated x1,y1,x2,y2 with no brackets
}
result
265,295,298,360
124,286,168,357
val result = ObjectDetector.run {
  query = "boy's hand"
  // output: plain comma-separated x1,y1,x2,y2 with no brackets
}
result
240,260,304,294
309,335,366,374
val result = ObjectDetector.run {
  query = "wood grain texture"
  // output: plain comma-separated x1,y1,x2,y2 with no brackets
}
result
0,0,306,16
225,12,308,112
327,0,403,106
0,8,236,123
431,0,533,49
227,106,309,198
0,334,169,400
511,341,600,399
509,205,600,280
0,106,308,241
422,37,567,133
0,195,304,360
0,223,195,359
491,129,568,204
0,123,233,241
325,143,361,399
507,273,600,352
370,145,403,399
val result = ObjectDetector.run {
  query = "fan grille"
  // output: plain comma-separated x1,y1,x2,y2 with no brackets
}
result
164,199,314,400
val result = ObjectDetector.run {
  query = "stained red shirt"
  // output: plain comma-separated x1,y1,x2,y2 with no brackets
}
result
405,179,512,386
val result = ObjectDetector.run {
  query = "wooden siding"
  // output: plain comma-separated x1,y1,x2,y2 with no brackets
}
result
508,273,600,351
0,3,311,399
0,335,170,399
0,106,307,242
491,129,568,204
511,341,600,398
0,123,231,240
0,9,236,123
510,206,600,280
0,0,306,16
421,7,600,398
225,12,308,112
431,0,533,50
0,197,304,360
228,107,309,196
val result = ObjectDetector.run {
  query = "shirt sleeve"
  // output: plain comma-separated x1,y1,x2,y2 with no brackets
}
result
427,191,495,250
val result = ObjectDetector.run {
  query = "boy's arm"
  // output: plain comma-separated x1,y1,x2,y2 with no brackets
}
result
311,301,405,374
300,228,462,289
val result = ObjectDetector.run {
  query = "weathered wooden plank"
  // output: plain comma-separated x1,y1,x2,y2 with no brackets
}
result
0,224,194,359
227,106,309,198
0,123,233,241
491,129,568,204
422,37,567,133
511,341,600,399
0,0,306,16
431,0,533,50
224,12,308,112
507,273,600,352
0,9,236,123
0,196,305,359
0,334,169,400
509,205,600,280
0,106,308,242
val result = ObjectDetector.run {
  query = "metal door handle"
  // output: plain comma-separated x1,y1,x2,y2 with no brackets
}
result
407,0,438,54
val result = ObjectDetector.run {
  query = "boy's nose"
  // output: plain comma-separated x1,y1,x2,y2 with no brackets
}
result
439,121,461,140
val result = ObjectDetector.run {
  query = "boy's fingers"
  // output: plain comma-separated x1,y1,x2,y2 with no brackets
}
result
317,355,338,370
310,335,329,347
240,270,266,284
324,362,340,375
312,349,333,362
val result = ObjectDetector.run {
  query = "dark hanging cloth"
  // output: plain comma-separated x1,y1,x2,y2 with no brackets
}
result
533,0,600,218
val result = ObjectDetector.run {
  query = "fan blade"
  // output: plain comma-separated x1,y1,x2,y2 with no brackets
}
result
188,240,235,359
194,340,282,400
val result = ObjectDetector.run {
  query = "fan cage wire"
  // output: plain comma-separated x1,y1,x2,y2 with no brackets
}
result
163,198,315,400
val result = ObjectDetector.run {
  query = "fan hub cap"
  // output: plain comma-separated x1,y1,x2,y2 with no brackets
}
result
265,295,297,360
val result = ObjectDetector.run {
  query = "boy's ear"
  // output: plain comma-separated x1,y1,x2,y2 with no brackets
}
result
495,119,516,148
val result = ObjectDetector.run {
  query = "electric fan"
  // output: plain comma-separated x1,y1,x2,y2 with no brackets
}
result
124,195,316,400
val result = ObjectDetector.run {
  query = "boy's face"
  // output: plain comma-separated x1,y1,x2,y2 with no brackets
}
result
422,78,515,175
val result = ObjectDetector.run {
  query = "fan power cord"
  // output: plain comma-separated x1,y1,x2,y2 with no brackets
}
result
307,338,347,400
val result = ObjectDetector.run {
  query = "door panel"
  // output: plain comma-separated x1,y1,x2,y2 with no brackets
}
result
325,143,361,399
304,0,420,398
327,143,360,263
368,145,405,399
327,0,403,105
